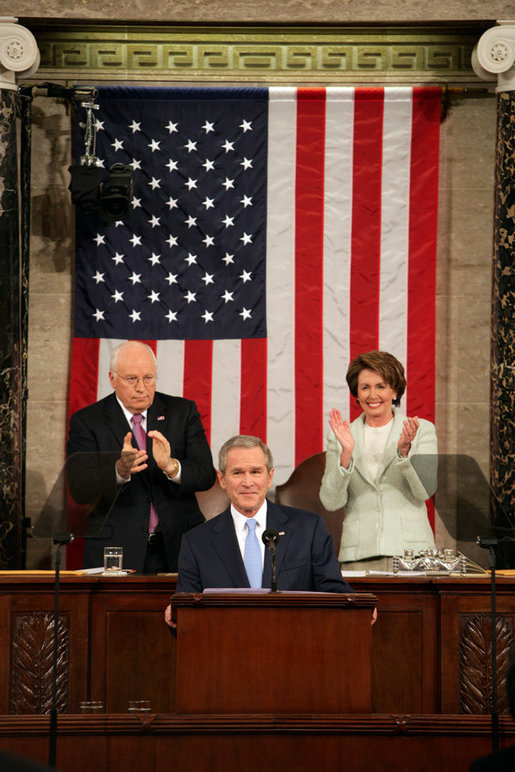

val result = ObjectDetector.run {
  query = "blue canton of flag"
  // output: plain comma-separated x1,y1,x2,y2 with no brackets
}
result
74,87,269,341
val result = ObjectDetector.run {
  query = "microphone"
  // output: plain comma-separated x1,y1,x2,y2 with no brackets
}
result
262,529,280,548
262,530,281,592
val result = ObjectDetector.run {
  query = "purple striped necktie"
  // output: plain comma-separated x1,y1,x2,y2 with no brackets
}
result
131,413,159,534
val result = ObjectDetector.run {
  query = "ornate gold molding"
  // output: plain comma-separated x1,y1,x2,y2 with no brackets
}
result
25,24,481,83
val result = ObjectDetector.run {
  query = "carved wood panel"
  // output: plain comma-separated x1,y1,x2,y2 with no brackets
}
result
459,613,513,714
10,612,70,714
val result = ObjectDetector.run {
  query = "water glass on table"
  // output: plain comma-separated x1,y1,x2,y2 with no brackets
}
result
103,546,124,575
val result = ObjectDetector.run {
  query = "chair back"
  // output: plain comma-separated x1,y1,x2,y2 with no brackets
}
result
275,452,344,556
195,479,230,520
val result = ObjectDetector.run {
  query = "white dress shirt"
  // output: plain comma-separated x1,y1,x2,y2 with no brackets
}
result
362,418,393,481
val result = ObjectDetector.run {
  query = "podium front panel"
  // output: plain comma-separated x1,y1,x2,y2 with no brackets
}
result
172,591,376,714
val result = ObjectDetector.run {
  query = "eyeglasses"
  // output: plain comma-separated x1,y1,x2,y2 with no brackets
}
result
115,374,156,386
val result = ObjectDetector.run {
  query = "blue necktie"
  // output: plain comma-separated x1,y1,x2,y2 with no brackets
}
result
244,518,262,588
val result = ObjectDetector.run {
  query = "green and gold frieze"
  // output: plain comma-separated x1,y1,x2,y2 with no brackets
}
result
24,24,482,83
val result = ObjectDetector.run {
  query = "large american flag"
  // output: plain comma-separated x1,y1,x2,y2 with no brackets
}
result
69,85,441,486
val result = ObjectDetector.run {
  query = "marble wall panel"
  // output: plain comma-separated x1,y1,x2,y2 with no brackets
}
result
25,399,69,568
434,294,458,430
25,98,74,560
433,288,492,462
440,93,497,191
457,403,491,467
453,294,491,409
435,93,495,471
27,294,71,403
443,190,494,295
29,99,74,298
6,0,515,23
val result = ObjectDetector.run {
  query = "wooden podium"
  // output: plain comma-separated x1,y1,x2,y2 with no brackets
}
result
171,590,377,714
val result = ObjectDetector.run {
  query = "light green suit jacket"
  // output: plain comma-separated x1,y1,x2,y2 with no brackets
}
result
319,410,437,562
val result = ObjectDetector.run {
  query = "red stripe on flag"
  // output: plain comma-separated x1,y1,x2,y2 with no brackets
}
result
183,340,213,443
65,537,85,570
406,87,440,423
67,338,101,569
294,87,326,465
68,338,100,419
349,88,385,421
240,338,267,440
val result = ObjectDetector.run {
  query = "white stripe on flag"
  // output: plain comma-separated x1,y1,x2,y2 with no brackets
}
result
210,339,242,467
97,338,125,400
323,87,355,425
155,340,185,399
266,87,297,486
379,88,413,408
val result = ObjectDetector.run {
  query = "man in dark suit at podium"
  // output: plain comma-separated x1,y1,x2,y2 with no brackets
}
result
170,434,353,599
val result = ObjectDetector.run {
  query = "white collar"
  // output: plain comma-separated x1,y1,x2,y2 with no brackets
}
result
116,394,148,427
230,499,268,535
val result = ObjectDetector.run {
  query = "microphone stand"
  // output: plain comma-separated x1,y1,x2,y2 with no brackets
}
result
49,533,74,769
262,530,280,592
269,541,277,593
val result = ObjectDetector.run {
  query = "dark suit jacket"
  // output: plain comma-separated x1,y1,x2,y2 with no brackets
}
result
176,500,353,593
67,391,216,572
470,746,515,771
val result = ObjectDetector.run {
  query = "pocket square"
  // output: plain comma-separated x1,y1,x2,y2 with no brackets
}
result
157,415,165,421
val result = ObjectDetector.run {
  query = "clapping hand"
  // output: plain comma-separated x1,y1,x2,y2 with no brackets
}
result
116,432,148,479
329,408,354,469
148,429,173,472
397,416,420,458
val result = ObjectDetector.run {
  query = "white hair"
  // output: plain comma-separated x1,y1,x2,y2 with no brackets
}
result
109,341,157,372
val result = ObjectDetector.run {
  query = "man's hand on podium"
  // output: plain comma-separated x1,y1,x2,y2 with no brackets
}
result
165,601,377,627
165,603,176,628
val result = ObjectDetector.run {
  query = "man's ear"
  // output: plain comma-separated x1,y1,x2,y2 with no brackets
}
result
267,467,274,490
217,469,226,490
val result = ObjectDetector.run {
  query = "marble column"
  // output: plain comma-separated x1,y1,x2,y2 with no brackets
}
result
0,18,39,567
472,22,515,565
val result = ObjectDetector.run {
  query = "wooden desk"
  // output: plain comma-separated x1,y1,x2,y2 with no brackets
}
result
0,574,512,715
0,574,176,715
0,714,513,772
356,575,514,715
